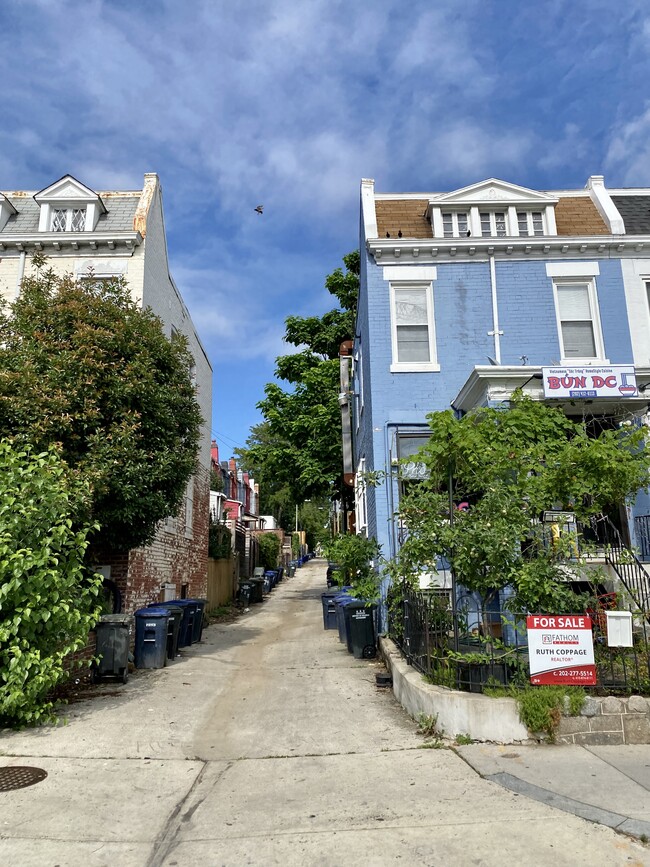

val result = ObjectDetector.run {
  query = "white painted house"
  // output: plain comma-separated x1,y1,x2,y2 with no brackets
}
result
0,173,213,611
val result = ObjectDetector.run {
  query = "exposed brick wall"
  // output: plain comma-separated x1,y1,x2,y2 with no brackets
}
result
555,196,608,235
375,199,431,239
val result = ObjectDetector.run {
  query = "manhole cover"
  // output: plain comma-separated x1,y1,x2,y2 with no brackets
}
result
0,766,48,792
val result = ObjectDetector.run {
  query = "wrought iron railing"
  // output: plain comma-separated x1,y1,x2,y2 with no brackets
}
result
389,584,650,695
588,515,650,620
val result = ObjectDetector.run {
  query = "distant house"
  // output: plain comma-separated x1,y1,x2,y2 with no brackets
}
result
0,173,213,611
346,175,650,614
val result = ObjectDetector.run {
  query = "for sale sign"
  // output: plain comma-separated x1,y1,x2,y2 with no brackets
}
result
527,615,597,686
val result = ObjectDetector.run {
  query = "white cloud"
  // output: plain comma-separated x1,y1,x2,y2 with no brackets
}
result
605,104,650,185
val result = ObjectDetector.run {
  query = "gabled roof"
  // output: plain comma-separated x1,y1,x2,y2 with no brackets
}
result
430,178,558,207
33,174,107,213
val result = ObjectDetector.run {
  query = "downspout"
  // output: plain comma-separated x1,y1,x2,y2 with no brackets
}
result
15,250,26,296
488,253,502,364
339,340,354,530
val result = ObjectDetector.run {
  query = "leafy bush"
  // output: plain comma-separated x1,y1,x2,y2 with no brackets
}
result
0,441,102,727
208,520,232,559
323,533,380,600
258,533,281,570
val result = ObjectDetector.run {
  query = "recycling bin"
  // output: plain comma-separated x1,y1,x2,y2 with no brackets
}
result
321,589,342,630
344,602,377,659
134,608,169,669
170,599,196,647
146,604,183,660
94,614,131,683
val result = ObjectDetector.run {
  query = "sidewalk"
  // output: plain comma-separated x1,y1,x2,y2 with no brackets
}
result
456,742,650,841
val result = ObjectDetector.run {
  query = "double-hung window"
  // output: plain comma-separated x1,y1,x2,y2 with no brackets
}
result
517,211,544,236
553,280,605,361
442,212,469,238
390,281,438,372
480,211,507,237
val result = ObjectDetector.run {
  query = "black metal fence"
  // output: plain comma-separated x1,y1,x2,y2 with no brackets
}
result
389,584,650,695
634,515,650,562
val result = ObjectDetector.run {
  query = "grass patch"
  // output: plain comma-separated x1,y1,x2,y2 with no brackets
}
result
454,733,473,746
483,684,585,742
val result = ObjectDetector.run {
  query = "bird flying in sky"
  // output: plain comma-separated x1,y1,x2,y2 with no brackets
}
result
254,205,264,214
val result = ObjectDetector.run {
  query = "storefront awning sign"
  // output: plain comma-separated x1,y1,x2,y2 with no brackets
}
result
527,615,597,686
542,366,637,399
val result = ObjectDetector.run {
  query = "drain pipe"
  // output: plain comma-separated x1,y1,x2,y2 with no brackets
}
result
488,253,502,364
15,250,26,296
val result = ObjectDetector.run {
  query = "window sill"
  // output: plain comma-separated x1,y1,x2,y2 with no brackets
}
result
390,363,440,373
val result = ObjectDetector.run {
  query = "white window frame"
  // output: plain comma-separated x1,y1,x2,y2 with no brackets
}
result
50,206,87,233
441,211,469,238
479,210,508,237
389,280,439,373
552,278,608,364
516,210,545,237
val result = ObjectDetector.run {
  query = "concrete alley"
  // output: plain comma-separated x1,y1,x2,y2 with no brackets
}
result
0,560,648,866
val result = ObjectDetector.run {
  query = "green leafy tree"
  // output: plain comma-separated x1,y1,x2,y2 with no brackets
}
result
238,252,359,527
0,440,102,727
0,257,202,551
393,395,650,612
257,533,281,570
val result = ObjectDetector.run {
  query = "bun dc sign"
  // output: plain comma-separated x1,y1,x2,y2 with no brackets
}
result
527,615,597,686
542,365,637,399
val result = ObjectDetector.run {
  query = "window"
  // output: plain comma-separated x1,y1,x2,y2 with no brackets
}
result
442,212,469,238
480,211,507,237
553,280,604,360
51,207,86,232
390,282,438,371
517,211,544,236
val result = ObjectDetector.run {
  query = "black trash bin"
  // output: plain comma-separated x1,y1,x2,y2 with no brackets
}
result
172,599,197,647
147,604,183,660
188,599,206,642
344,602,377,659
238,580,254,606
94,614,131,683
249,578,265,603
134,608,169,669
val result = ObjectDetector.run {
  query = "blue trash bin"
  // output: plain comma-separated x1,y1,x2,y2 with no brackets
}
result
321,589,343,630
134,608,169,669
146,604,183,660
334,595,354,644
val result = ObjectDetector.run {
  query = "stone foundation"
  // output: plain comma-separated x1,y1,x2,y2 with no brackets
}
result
558,695,650,745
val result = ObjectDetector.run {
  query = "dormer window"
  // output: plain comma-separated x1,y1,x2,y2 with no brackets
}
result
51,207,86,233
480,211,507,237
442,212,469,238
34,175,105,234
517,211,544,236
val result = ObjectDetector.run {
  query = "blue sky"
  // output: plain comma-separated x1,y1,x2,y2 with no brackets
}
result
1,1,650,457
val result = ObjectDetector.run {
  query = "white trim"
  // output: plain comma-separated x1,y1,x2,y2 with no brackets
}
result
75,259,128,277
383,265,437,281
586,175,625,235
389,280,439,372
361,179,378,240
551,278,607,364
546,261,600,277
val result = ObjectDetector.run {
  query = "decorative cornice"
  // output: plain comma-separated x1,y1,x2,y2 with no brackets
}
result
0,231,142,253
367,235,650,264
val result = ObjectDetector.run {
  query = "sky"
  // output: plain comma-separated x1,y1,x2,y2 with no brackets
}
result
2,0,650,458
